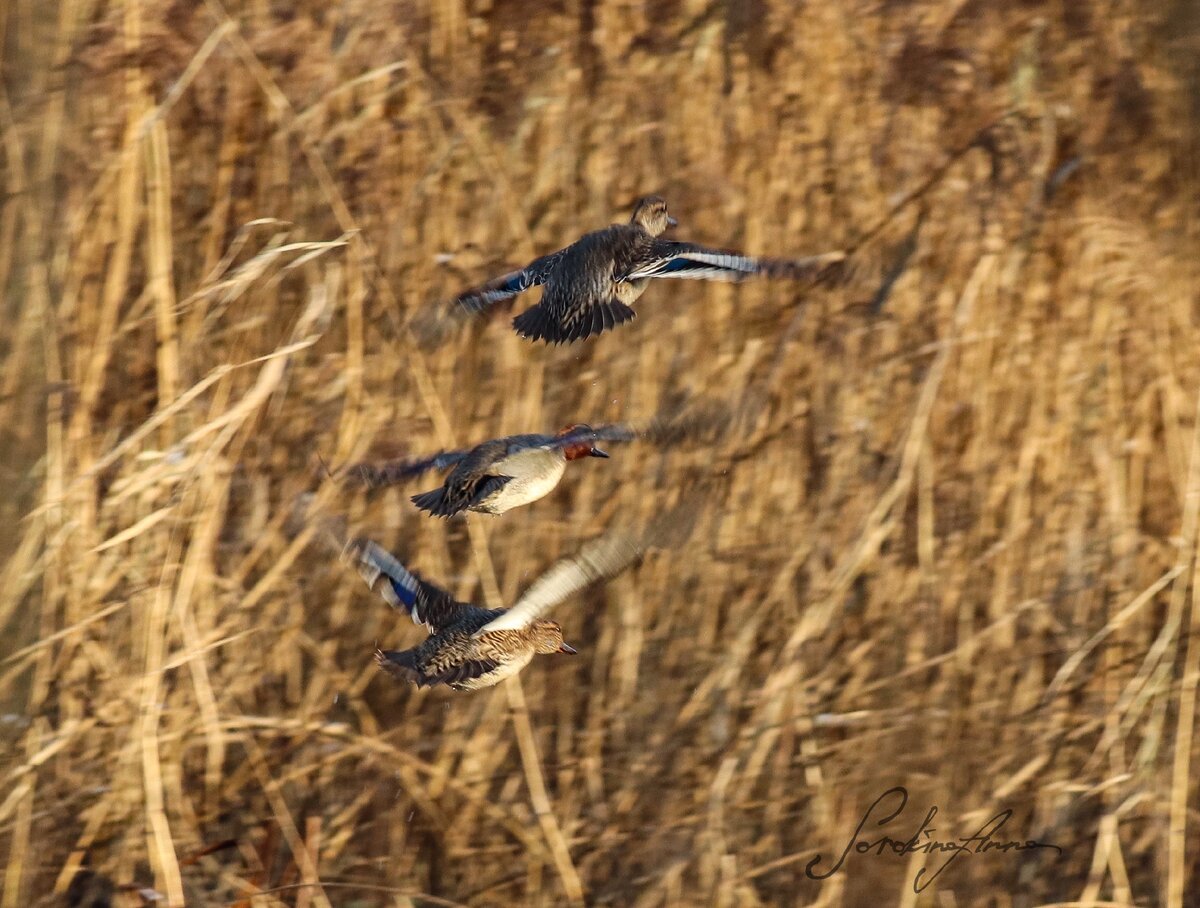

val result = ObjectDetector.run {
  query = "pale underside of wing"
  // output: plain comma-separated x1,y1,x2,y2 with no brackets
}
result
624,248,765,282
623,245,845,283
475,531,644,634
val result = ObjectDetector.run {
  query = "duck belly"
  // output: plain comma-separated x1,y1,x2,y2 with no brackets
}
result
478,450,567,513
613,277,650,305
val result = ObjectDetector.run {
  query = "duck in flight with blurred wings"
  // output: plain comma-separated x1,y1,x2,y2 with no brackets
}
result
345,531,643,690
343,404,730,517
447,195,845,344
345,424,608,517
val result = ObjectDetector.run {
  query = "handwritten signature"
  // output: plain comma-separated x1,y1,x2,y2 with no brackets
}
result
805,786,1063,892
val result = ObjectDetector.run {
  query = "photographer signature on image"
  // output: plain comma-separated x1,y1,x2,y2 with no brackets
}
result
805,786,1064,892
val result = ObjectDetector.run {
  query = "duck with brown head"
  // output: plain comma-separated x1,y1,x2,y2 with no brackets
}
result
343,532,640,691
431,195,843,345
556,423,610,462
629,195,678,235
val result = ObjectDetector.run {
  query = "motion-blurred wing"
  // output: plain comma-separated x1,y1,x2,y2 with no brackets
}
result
343,449,469,490
636,399,734,447
476,532,644,634
554,401,732,450
546,424,638,450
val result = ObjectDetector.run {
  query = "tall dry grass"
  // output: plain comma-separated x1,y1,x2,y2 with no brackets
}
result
3,0,1200,905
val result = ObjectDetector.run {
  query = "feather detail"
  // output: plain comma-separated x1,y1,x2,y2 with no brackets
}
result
453,250,565,315
344,538,465,631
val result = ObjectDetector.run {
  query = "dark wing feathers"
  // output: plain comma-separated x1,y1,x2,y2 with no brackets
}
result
374,648,499,690
409,437,524,516
412,473,513,517
454,250,564,315
549,423,636,450
511,301,560,343
410,433,564,515
343,449,469,490
454,269,536,313
432,659,500,688
375,648,421,684
409,486,454,517
465,474,513,510
345,538,466,631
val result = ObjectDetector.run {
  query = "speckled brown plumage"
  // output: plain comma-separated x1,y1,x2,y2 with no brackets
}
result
446,196,845,344
345,531,646,691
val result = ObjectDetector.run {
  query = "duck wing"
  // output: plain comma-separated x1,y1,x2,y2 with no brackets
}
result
453,249,566,315
622,242,844,283
411,474,512,517
411,435,543,516
552,399,733,450
375,648,500,689
425,657,504,689
542,424,636,451
343,449,470,490
345,538,476,632
475,531,644,634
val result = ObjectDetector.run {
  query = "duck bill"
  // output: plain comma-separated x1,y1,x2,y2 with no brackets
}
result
589,447,610,459
557,643,578,655
666,216,678,227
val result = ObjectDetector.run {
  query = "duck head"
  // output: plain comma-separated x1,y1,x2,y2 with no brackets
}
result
557,424,609,460
630,196,677,236
531,620,577,655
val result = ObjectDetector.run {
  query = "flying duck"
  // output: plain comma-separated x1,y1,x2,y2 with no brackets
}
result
345,531,643,690
443,195,844,344
345,424,608,517
343,405,731,518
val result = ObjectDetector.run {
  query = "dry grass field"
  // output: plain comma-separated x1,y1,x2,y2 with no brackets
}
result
4,0,1200,905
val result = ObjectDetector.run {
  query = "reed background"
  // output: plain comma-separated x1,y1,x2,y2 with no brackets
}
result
3,0,1200,905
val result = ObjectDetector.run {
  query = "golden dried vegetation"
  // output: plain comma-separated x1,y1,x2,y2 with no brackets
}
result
3,0,1200,905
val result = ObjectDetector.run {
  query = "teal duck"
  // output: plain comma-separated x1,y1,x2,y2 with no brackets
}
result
449,196,844,344
344,405,732,517
345,531,643,690
346,424,609,517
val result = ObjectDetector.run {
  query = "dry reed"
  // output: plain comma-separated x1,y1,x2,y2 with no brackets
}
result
3,0,1200,905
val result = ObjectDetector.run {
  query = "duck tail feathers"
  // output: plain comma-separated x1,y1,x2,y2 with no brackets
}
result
374,648,426,686
410,487,455,517
514,300,636,344
512,303,559,343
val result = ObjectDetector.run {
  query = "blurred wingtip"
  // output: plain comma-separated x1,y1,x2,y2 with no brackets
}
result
640,394,736,447
408,301,464,351
642,480,720,552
